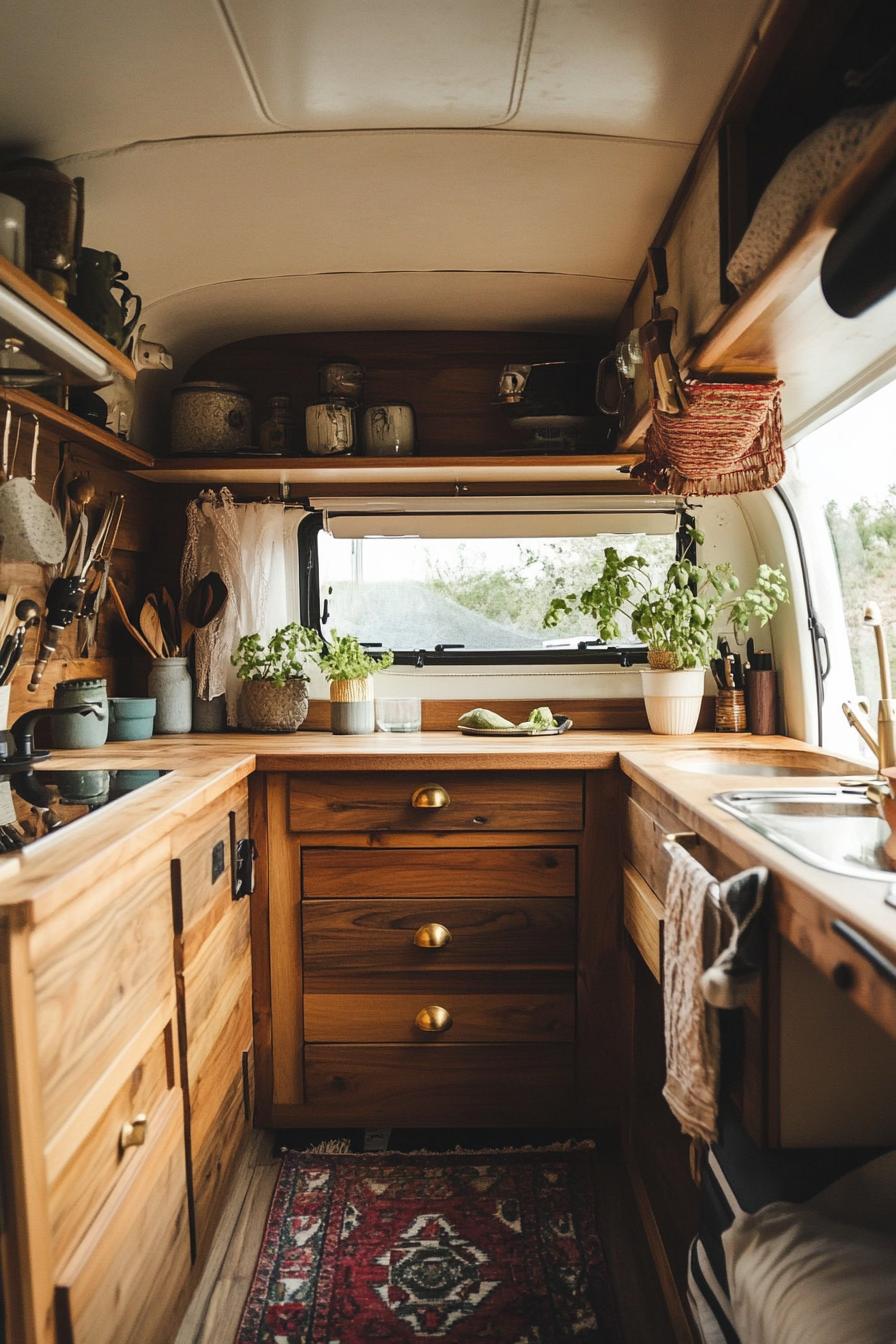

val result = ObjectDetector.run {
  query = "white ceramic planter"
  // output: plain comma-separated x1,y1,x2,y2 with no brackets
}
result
640,667,705,735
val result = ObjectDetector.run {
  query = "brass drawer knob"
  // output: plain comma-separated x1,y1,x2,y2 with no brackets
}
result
415,1004,453,1033
120,1114,147,1152
411,784,451,809
414,923,452,949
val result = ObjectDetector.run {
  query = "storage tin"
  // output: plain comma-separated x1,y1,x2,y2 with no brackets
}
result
52,677,109,749
170,381,252,455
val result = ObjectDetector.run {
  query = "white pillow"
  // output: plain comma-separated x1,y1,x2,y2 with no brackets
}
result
723,1203,896,1344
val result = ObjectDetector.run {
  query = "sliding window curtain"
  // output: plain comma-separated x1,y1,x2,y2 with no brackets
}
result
181,488,301,725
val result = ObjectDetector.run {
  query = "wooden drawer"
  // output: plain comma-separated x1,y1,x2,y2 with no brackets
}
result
304,988,574,1042
172,781,250,968
303,1044,575,1124
54,1089,191,1344
303,898,576,980
48,1023,176,1271
290,771,584,833
302,847,576,899
623,861,664,984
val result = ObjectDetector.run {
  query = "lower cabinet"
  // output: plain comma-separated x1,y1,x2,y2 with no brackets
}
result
256,768,622,1129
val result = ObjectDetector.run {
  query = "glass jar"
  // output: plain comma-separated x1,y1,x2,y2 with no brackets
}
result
259,395,299,455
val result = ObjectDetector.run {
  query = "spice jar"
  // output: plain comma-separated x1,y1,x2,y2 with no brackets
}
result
260,396,299,455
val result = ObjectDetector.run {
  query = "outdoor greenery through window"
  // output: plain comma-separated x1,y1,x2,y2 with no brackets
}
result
316,530,678,654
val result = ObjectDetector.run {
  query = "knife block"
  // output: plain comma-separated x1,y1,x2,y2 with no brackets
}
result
715,688,748,732
747,669,777,736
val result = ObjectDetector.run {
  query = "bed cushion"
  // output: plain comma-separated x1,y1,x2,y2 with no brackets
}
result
723,1202,896,1344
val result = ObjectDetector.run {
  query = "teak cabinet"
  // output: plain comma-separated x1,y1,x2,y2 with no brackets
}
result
253,768,624,1129
0,782,254,1344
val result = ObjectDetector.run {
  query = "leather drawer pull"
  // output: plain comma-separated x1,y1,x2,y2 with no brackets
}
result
411,784,451,809
414,923,452,949
831,919,896,988
120,1113,147,1152
415,1005,453,1033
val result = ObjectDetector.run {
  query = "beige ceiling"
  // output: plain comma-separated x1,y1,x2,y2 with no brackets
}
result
0,0,771,374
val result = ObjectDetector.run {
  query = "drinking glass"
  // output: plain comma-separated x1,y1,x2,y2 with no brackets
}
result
376,697,422,732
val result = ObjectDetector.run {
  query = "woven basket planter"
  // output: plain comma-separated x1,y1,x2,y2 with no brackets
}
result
330,675,375,735
242,678,309,733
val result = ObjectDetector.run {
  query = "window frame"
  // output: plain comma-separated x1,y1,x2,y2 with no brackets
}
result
298,508,695,668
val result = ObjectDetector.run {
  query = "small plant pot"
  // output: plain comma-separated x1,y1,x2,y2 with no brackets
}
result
242,678,309,733
640,667,705,735
330,676,375,735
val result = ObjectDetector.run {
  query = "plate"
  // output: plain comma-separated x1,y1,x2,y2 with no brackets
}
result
457,715,573,737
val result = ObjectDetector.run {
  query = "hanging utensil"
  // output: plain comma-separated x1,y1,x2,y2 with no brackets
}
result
139,598,165,658
107,578,156,656
0,414,66,565
0,599,41,687
182,571,228,648
27,575,85,692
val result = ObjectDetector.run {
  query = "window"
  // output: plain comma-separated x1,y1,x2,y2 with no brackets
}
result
300,505,685,666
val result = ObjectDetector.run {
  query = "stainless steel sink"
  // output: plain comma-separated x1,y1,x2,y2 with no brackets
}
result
667,749,866,778
713,786,896,882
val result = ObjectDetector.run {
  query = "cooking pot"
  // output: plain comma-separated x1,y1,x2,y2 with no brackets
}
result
171,382,252,455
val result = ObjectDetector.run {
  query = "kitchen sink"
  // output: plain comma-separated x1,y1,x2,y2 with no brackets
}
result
667,749,867,778
713,786,896,883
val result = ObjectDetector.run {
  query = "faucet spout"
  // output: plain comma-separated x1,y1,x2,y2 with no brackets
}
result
842,698,881,764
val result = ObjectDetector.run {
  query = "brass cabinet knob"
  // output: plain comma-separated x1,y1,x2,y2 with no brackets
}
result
120,1114,147,1152
415,1004,453,1033
411,784,451,809
414,923,452,949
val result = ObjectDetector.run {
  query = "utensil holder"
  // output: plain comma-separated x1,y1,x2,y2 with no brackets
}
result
746,668,777,736
715,688,748,733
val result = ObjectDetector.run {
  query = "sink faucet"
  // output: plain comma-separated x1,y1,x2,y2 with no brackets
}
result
5,703,104,765
842,602,896,771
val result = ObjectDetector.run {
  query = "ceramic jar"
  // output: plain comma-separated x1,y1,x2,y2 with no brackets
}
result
305,400,356,455
171,382,252,455
52,677,109,748
242,678,309,732
148,658,192,734
330,676,375,734
361,403,416,456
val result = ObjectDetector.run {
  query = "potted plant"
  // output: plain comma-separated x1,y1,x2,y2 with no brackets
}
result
543,530,789,735
318,630,394,734
231,623,322,732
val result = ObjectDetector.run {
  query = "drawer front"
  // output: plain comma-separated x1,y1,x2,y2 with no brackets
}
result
304,1044,575,1124
302,847,576,899
622,861,664,984
304,989,574,1042
54,1089,190,1344
303,898,576,979
49,1025,175,1270
290,771,584,833
172,782,250,967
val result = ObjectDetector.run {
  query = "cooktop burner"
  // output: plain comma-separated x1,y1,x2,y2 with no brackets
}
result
0,769,170,854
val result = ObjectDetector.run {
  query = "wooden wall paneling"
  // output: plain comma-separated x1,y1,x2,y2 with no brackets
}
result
248,773,273,1125
293,697,716,733
183,332,611,458
266,774,304,1109
575,768,626,1125
0,908,55,1344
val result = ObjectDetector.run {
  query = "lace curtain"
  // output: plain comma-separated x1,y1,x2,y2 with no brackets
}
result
181,489,301,725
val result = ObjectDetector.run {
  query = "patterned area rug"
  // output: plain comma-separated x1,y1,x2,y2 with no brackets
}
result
237,1147,622,1343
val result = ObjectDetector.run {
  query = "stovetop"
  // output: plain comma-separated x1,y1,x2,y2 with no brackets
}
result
0,769,169,854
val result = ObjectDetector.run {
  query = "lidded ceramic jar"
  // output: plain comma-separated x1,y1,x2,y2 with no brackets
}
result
52,677,109,749
171,382,252,455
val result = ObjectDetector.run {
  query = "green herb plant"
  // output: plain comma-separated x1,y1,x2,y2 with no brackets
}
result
543,528,789,669
317,629,394,682
231,623,322,686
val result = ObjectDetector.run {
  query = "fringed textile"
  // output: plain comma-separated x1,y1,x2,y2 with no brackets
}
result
633,380,785,496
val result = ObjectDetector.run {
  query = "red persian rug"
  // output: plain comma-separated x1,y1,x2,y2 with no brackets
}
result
237,1146,622,1343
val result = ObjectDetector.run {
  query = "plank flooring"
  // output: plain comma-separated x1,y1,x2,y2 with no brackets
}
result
175,1127,676,1344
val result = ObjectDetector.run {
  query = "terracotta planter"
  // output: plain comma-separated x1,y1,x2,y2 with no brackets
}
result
640,667,705,735
242,678,309,733
330,675,375,734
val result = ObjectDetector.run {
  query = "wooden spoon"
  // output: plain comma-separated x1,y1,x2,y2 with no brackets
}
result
139,598,166,658
107,579,156,656
183,572,228,647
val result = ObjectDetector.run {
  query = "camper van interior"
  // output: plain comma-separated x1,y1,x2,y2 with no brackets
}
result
3,1,896,1341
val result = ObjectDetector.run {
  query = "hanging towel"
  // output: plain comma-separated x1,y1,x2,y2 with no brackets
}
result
632,380,785,496
663,844,722,1147
701,867,768,1009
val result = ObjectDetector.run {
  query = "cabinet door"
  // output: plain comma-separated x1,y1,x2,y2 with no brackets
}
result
54,1089,191,1344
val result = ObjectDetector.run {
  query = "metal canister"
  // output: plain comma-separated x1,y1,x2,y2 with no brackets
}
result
170,382,252,455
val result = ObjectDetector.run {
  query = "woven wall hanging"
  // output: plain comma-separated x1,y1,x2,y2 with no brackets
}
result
632,380,785,496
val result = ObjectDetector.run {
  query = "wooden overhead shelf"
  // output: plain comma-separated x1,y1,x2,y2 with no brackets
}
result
0,254,135,387
689,105,896,431
0,387,155,468
131,453,643,487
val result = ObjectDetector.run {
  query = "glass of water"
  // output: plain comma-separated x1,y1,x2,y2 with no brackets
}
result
376,698,422,732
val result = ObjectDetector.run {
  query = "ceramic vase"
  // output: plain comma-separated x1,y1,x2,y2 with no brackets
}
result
640,667,705,735
242,678,309,732
330,675,375,734
148,657,192,734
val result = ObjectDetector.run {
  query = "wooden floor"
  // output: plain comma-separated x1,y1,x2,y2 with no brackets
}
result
175,1128,677,1344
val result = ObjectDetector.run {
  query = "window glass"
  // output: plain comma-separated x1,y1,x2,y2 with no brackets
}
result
792,377,896,717
317,530,677,652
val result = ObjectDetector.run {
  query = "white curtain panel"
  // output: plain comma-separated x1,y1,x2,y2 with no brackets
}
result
181,489,302,725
